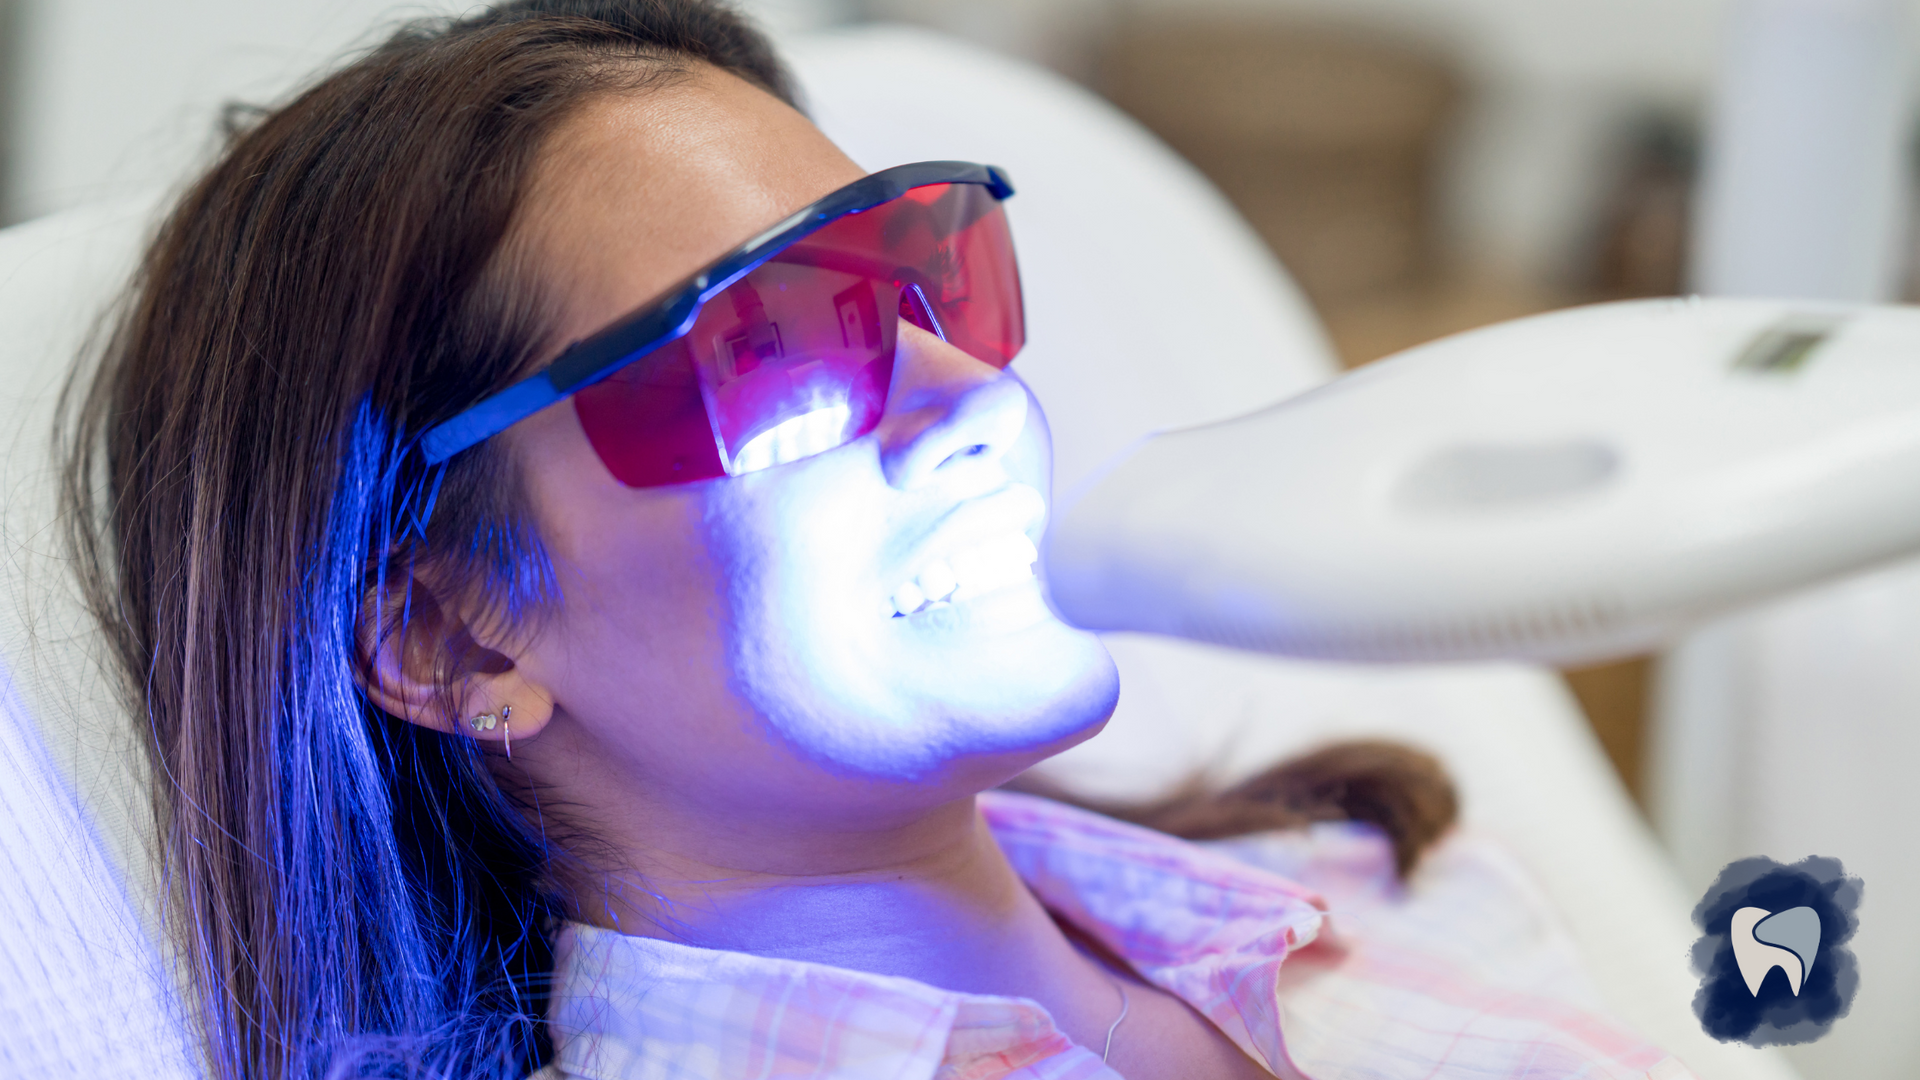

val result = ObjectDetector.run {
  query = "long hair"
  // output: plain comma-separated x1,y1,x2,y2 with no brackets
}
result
61,4,793,1078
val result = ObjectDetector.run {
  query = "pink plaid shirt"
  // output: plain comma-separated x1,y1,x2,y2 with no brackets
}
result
542,792,1694,1079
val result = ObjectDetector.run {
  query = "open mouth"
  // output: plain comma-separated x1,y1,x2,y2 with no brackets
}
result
885,531,1039,618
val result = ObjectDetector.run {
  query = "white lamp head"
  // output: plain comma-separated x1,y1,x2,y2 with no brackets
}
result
1043,298,1920,666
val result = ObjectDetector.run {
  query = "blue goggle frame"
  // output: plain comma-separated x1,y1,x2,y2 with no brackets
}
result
419,160,1016,466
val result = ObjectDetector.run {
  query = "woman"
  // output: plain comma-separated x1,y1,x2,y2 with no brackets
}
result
65,3,1683,1078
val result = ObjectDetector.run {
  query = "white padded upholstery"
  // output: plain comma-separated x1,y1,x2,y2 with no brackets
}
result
0,24,1793,1080
0,196,199,1077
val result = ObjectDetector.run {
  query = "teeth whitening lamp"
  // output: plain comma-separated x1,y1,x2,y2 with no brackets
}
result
1043,297,1920,666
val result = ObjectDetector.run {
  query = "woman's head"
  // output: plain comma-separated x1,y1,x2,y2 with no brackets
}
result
372,67,1118,825
68,2,1115,1076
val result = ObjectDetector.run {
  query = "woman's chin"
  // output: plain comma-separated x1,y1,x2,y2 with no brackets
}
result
824,641,1120,783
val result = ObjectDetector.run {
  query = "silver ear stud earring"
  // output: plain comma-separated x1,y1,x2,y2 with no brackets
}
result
469,706,514,758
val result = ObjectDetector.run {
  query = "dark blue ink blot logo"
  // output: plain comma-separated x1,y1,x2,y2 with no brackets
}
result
1691,855,1862,1046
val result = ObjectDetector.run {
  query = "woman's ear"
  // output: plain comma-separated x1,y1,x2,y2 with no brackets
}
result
359,573,553,752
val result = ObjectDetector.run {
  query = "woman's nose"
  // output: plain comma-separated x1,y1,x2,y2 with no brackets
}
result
876,323,1029,489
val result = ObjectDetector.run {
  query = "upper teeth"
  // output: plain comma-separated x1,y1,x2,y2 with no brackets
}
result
888,533,1038,617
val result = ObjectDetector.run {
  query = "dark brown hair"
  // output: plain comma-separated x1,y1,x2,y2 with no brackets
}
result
1017,739,1457,879
63,4,792,1078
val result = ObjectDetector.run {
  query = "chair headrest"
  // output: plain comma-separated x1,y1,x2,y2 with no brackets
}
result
0,193,199,1076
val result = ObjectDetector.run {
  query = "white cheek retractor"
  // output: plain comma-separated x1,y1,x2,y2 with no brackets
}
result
1042,297,1920,667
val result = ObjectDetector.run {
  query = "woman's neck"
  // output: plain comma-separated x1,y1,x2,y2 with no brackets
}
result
569,794,1089,997
547,776,1279,1079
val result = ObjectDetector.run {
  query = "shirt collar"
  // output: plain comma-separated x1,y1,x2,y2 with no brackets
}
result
981,791,1326,1072
548,790,1328,1079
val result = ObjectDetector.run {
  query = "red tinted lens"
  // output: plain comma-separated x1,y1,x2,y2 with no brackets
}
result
899,183,1024,367
794,183,1024,367
573,181,1024,487
687,261,901,475
572,338,725,487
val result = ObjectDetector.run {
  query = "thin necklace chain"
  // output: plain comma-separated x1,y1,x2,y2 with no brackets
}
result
1100,969,1131,1064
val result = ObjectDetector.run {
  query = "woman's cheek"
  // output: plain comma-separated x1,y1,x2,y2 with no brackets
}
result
697,461,920,762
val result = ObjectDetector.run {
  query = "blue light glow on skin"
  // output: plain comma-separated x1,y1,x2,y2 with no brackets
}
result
706,324,1113,779
370,63,1273,1077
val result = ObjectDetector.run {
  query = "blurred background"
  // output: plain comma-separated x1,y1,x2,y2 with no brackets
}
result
3,1,1918,1076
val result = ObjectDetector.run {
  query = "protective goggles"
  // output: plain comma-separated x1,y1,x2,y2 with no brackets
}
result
420,161,1024,486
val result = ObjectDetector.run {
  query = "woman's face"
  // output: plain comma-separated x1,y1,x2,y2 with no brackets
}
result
494,66,1118,822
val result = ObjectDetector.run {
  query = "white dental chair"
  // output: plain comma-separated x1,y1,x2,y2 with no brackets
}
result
0,25,1795,1080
